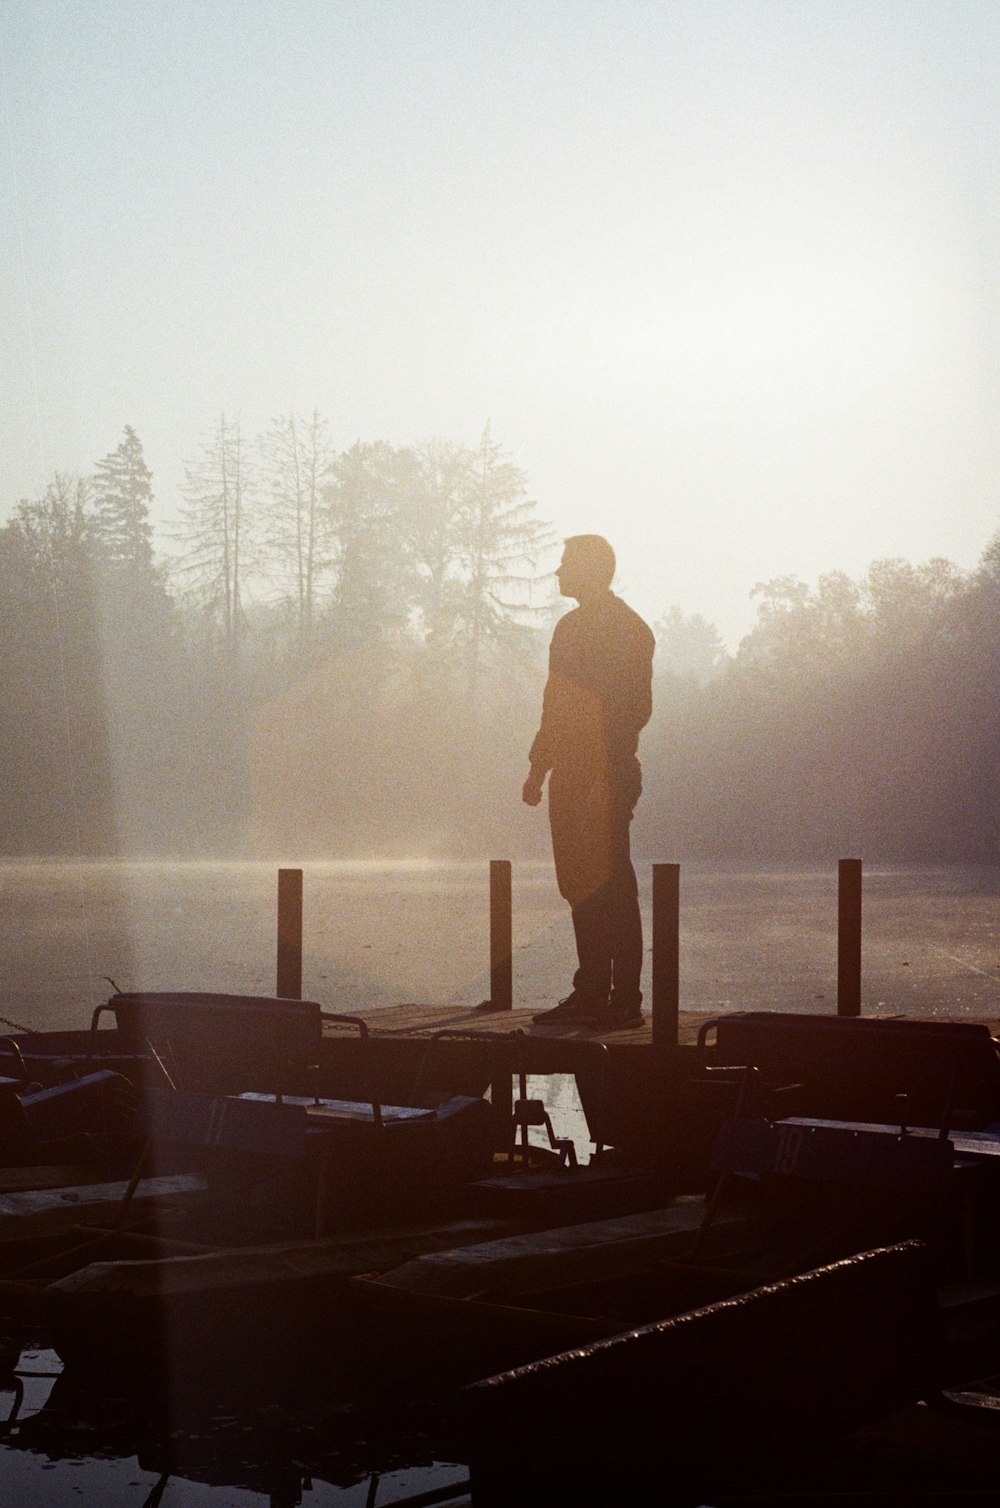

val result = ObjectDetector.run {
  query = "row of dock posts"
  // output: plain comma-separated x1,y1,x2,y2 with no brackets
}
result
274,855,865,1036
273,859,862,1137
482,857,863,1030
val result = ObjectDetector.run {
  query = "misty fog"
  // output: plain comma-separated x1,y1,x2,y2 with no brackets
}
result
2,420,999,866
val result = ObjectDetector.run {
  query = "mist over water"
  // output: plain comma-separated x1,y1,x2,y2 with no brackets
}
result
3,451,1000,872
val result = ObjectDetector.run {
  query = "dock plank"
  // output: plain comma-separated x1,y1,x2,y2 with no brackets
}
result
324,1004,1000,1050
373,1196,761,1299
0,1174,207,1244
323,1004,723,1047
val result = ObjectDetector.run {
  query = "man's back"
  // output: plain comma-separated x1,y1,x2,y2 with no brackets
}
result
531,591,655,779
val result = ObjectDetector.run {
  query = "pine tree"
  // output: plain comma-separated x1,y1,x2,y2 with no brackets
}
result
0,474,116,850
409,438,470,653
453,424,552,699
92,426,154,575
325,440,420,652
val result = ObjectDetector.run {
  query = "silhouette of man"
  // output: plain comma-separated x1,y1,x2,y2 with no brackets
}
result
523,535,655,1028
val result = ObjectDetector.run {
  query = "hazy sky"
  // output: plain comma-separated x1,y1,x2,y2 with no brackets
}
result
3,1,998,645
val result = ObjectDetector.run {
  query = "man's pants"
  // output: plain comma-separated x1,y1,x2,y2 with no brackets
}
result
548,764,643,1008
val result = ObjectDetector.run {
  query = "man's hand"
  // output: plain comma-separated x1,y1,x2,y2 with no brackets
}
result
522,770,545,807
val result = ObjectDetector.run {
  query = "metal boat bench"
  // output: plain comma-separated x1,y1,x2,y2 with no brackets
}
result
92,993,492,1236
701,1015,1000,1279
139,1086,491,1237
699,1012,1000,1130
89,992,331,1100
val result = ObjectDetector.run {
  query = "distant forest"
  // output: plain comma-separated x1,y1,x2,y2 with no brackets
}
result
2,419,999,862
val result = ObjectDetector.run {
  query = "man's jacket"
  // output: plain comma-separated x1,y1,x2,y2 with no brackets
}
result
529,592,655,786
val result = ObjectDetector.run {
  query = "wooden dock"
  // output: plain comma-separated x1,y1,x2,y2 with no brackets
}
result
319,1003,1000,1157
324,1003,719,1048
327,1002,1000,1048
319,1004,737,1157
288,865,1000,1157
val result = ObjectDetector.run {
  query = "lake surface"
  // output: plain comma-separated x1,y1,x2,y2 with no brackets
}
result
3,857,1000,1031
0,1341,470,1506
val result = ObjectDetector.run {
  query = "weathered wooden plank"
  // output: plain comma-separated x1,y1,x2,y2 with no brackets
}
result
321,1003,730,1047
0,1174,207,1244
375,1197,761,1299
463,1240,939,1504
323,1004,1000,1048
48,1217,517,1299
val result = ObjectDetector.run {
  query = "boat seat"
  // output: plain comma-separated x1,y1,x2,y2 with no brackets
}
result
92,992,325,1098
135,1084,494,1236
700,1012,1000,1130
712,1115,967,1192
140,1086,442,1156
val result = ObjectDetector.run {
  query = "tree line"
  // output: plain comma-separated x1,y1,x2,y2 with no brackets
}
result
0,420,552,854
1,420,998,861
639,551,1000,861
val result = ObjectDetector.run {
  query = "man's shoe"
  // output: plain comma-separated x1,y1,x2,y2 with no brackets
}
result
532,993,604,1024
581,1002,645,1031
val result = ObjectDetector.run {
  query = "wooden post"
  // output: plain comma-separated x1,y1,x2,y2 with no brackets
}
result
277,867,303,999
837,858,862,1017
490,859,513,1011
652,863,680,1057
488,859,513,1142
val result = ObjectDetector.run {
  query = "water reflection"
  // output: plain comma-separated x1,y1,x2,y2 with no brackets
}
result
0,1336,468,1507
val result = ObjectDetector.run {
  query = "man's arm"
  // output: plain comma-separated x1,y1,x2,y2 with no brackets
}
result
523,629,561,805
522,764,546,806
523,714,552,805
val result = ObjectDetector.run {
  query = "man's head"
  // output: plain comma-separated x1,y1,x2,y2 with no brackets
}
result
556,534,616,601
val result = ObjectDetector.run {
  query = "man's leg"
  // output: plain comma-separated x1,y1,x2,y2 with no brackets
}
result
608,845,643,1010
569,887,614,1005
585,771,644,1025
533,773,613,1021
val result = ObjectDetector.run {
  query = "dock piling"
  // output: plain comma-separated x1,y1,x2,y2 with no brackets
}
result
837,857,862,1017
489,859,513,1011
652,863,680,1055
488,859,513,1140
277,867,303,1000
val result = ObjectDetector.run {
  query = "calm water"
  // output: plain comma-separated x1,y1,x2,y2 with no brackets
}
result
4,857,1000,1029
2,859,1000,1503
0,1341,470,1506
